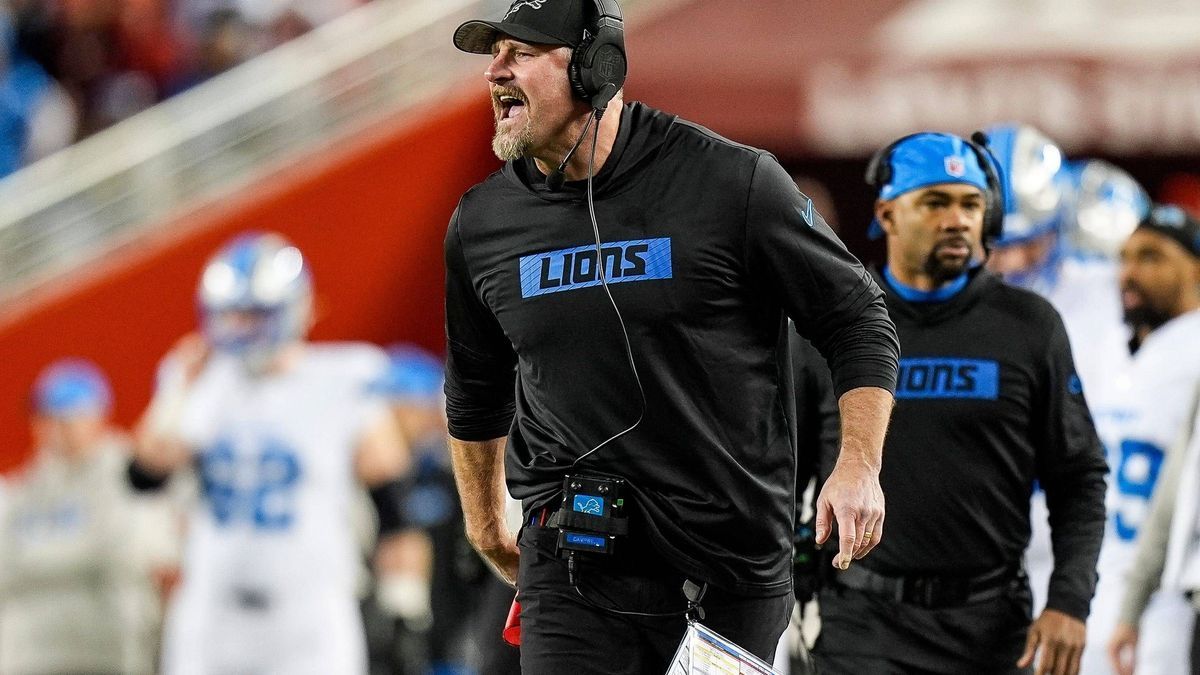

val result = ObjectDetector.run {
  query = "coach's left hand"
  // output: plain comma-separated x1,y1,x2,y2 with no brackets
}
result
815,457,885,569
1018,608,1085,675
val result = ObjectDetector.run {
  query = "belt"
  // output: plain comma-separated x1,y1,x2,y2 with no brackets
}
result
832,563,1022,609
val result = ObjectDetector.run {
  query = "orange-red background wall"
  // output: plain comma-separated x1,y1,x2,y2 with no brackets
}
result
0,93,499,473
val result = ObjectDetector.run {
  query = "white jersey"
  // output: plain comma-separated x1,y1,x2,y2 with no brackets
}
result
1026,257,1129,611
0,439,167,675
162,343,389,675
1084,310,1200,675
1016,258,1198,674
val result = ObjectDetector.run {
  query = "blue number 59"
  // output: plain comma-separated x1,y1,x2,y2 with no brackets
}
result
1113,439,1165,541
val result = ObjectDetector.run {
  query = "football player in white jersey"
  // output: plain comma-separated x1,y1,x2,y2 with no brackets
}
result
1106,206,1200,675
983,125,1196,674
129,233,415,675
985,126,1144,388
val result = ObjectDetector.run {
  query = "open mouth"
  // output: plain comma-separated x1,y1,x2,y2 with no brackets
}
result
496,94,527,122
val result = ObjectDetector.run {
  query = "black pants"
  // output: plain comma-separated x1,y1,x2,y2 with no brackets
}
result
814,581,1033,675
516,525,792,674
472,575,522,675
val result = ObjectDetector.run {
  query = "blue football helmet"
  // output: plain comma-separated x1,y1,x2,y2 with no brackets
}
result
1059,159,1149,259
985,123,1066,246
197,233,312,367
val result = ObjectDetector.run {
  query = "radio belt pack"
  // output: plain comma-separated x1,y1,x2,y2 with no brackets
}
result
549,473,629,557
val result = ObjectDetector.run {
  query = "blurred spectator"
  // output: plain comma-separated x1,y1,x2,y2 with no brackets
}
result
187,8,252,83
0,358,173,675
0,0,366,169
0,4,76,176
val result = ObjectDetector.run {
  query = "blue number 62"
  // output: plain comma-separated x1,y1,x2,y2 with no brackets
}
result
199,439,303,530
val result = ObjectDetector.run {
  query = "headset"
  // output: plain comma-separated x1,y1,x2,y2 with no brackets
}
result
545,0,627,190
568,0,627,112
865,131,1006,244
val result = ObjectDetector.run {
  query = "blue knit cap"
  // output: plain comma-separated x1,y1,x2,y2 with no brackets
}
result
33,359,113,417
868,133,991,239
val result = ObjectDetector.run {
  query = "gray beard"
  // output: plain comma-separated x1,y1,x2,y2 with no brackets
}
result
492,121,534,161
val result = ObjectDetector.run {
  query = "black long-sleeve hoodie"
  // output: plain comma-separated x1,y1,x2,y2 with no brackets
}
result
862,267,1108,619
443,102,899,595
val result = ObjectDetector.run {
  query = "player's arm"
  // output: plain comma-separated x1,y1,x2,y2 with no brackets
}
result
443,206,520,586
744,153,899,569
130,334,209,489
1020,312,1108,675
354,407,432,619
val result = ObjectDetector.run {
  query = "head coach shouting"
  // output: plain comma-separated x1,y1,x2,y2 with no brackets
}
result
442,1,900,671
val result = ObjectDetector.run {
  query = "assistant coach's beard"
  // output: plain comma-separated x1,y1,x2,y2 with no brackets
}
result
923,235,975,285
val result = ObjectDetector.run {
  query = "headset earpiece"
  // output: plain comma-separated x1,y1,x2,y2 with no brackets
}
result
568,0,627,112
864,144,893,190
967,131,1006,244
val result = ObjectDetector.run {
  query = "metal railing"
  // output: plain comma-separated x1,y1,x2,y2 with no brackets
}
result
0,0,489,305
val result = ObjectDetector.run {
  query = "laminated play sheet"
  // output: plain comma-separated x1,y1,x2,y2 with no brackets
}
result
667,621,782,675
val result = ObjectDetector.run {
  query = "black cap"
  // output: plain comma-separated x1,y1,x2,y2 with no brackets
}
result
453,0,589,54
1136,204,1200,258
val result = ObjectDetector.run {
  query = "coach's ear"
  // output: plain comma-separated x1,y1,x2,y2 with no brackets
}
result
875,198,896,236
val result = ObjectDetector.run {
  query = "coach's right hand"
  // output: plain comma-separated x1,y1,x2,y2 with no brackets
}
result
815,458,885,570
469,526,520,587
816,386,892,569
450,436,519,587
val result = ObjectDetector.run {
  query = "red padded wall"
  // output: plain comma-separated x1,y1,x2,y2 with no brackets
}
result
0,90,500,473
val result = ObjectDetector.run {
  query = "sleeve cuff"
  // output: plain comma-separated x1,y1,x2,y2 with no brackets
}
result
833,374,898,399
447,412,513,442
1044,591,1091,622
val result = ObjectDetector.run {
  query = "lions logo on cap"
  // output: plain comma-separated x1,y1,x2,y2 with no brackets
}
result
944,156,966,178
505,0,551,19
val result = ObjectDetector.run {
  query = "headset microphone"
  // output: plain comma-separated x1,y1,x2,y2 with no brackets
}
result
546,109,598,192
545,168,567,193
